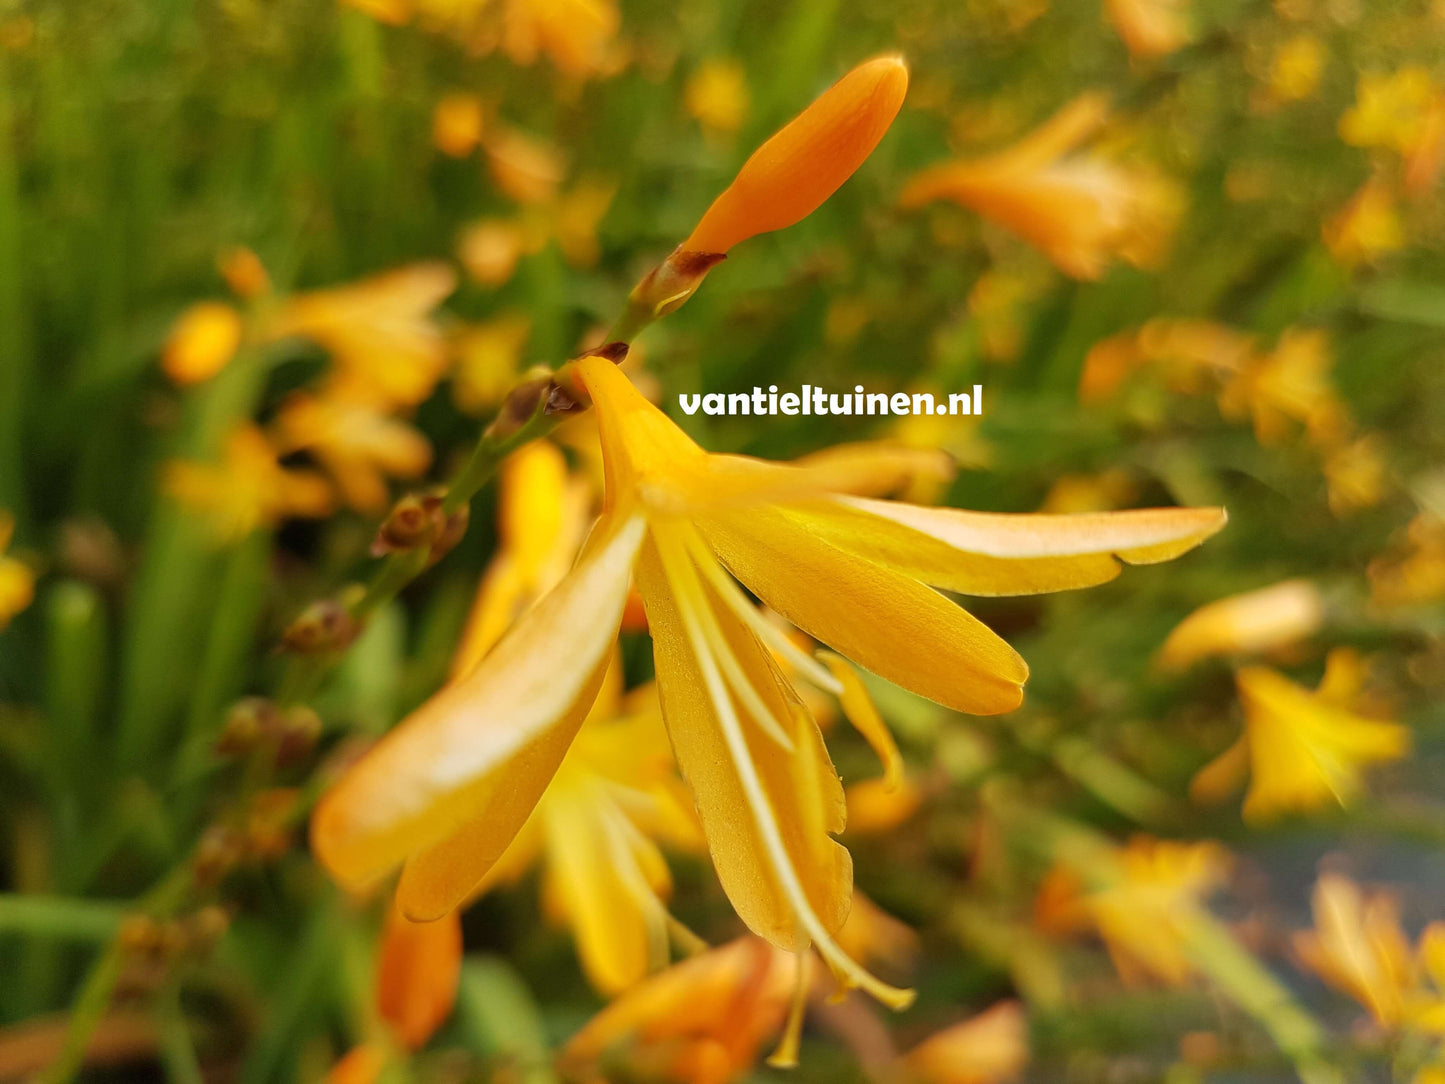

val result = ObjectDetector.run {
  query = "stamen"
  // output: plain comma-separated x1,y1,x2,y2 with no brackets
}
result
766,951,811,1068
654,532,916,1012
680,526,843,695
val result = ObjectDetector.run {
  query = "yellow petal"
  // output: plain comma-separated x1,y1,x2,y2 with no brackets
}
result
903,1000,1030,1084
698,505,1028,715
637,532,852,951
1157,579,1324,670
819,652,903,790
310,516,644,902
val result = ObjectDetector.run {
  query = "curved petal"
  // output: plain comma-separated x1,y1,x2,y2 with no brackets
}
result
311,516,644,897
804,497,1226,596
637,534,852,951
698,506,1028,715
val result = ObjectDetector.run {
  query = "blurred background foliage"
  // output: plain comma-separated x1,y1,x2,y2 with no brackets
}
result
1,0,1445,1080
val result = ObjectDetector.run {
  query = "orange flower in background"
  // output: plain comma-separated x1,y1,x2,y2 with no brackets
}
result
901,94,1183,280
432,92,485,157
552,177,617,267
1080,318,1255,403
1265,34,1326,105
271,387,433,515
162,301,243,385
1157,579,1325,671
682,56,909,256
1038,836,1230,986
1217,328,1347,448
500,0,620,80
219,246,271,300
450,314,533,415
902,1000,1030,1084
312,352,1225,1012
1323,433,1388,516
686,58,751,136
1293,874,1414,1029
1323,175,1405,269
1105,0,1193,61
166,425,334,541
457,218,542,286
1190,649,1410,822
0,510,34,630
1369,513,1445,608
484,126,565,206
558,937,798,1084
264,264,457,408
1340,67,1440,156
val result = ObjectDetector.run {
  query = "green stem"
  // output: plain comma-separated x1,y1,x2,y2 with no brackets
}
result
0,895,125,942
156,985,206,1084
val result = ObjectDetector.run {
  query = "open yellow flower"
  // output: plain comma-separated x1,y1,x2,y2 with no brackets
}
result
902,1000,1029,1084
500,0,619,80
1157,579,1325,671
1105,0,1193,61
1323,175,1405,269
165,425,334,542
0,510,35,630
901,94,1183,280
1293,873,1414,1029
264,264,457,408
1080,318,1255,403
1369,514,1445,608
1190,649,1410,822
272,385,433,515
1323,433,1388,516
312,356,1225,1008
559,936,798,1084
1217,328,1348,448
1037,836,1231,986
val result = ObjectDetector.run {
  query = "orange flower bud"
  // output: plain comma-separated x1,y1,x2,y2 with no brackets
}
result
162,301,243,385
375,902,463,1050
682,55,909,254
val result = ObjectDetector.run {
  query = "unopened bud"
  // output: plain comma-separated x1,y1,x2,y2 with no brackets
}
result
282,598,358,654
216,697,279,757
372,492,443,555
186,905,231,954
193,824,243,887
275,705,323,767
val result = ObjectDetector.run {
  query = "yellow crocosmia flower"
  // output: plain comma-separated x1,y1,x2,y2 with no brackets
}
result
1412,924,1445,1036
312,356,1225,1009
450,314,533,416
1405,95,1445,196
1323,175,1405,269
1292,873,1415,1028
682,56,909,256
552,178,616,267
271,386,433,515
901,94,1184,281
1192,651,1410,822
162,301,244,385
1324,433,1388,516
1217,328,1348,449
265,264,457,408
324,1044,388,1084
1267,34,1326,104
431,92,485,158
1080,318,1255,403
0,511,35,630
456,218,541,287
1340,68,1439,154
218,246,271,301
686,58,751,135
967,268,1047,363
1369,514,1445,608
901,1000,1030,1084
845,775,925,835
483,126,565,206
165,425,334,542
375,900,462,1050
559,936,799,1084
1158,579,1325,671
1105,0,1193,61
1038,836,1231,986
500,0,619,79
451,439,591,681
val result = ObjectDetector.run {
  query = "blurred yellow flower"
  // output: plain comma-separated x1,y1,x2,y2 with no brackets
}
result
686,58,751,135
1368,514,1445,608
1190,650,1410,822
1158,579,1326,671
552,177,616,267
264,264,457,408
1080,318,1254,402
1266,34,1326,104
968,267,1049,363
1217,328,1347,448
342,0,411,26
0,511,35,630
271,386,433,515
162,301,243,385
902,1000,1030,1084
1038,469,1139,514
1340,67,1439,154
845,775,925,836
1037,836,1230,986
1323,433,1388,516
166,425,334,541
901,94,1183,280
1105,0,1193,61
450,313,533,416
1323,175,1405,269
456,217,542,286
218,246,271,300
312,354,1225,1011
558,936,798,1084
431,92,485,158
682,56,908,255
484,126,565,205
500,0,620,79
1293,873,1414,1029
